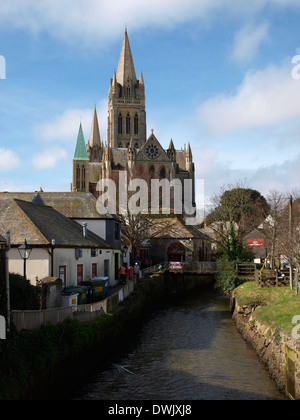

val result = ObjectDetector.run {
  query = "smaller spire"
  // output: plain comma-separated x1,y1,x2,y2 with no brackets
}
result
167,138,176,161
128,138,136,161
89,106,101,148
139,71,144,85
113,69,117,86
168,138,175,151
74,123,89,161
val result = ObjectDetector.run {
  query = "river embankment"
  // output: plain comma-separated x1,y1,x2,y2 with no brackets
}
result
231,282,300,400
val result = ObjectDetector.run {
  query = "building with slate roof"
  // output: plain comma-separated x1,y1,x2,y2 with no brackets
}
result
0,197,116,286
0,191,123,282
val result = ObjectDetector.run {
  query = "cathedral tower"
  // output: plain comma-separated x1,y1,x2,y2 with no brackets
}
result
107,29,146,149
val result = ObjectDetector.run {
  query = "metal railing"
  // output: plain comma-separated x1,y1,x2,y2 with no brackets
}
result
141,261,221,277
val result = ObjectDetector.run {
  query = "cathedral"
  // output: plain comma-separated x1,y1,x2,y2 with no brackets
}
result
71,29,195,214
70,30,210,264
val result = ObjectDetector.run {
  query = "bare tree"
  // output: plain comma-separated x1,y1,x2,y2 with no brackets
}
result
277,194,300,292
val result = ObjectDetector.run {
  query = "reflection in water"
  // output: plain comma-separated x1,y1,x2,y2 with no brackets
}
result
78,291,285,400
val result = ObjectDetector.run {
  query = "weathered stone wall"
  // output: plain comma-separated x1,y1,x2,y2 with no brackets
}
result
231,293,300,400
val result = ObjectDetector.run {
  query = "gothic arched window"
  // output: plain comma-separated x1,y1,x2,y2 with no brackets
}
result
149,166,155,180
134,114,138,135
81,166,86,190
126,114,130,135
160,167,166,179
118,114,122,134
76,165,80,190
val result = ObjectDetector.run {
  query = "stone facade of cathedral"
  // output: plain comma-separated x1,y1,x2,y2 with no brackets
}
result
71,29,195,213
71,30,210,264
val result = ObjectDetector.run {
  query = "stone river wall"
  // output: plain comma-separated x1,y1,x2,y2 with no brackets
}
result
230,292,300,400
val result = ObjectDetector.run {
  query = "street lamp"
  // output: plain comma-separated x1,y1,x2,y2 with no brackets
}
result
122,244,128,259
18,239,32,281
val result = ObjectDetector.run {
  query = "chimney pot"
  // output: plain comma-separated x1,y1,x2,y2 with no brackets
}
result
82,223,87,238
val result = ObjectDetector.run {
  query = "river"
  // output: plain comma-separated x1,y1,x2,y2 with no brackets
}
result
75,289,285,400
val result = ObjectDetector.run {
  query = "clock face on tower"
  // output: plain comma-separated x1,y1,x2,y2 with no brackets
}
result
145,143,159,159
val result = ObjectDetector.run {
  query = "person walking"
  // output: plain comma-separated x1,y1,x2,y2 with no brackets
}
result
134,262,141,283
119,265,126,285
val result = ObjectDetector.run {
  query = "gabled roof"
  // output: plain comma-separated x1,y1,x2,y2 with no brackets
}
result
136,132,171,162
0,192,116,219
74,123,89,161
150,216,209,240
0,197,111,249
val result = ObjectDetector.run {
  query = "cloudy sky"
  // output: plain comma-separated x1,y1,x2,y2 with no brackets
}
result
1,0,300,205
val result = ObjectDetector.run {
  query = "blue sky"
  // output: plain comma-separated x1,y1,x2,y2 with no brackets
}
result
1,0,300,205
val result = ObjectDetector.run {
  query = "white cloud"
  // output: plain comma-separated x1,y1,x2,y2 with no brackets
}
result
32,148,68,170
34,100,108,143
198,61,300,135
231,22,269,64
0,0,299,46
193,145,300,201
0,149,20,171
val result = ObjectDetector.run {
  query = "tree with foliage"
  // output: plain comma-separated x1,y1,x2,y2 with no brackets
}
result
9,273,40,310
206,182,267,260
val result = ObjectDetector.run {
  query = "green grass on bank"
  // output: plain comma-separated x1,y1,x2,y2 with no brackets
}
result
234,282,300,337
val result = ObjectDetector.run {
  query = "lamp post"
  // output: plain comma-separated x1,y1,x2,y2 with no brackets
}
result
18,239,32,281
122,244,128,260
50,239,55,277
5,231,10,334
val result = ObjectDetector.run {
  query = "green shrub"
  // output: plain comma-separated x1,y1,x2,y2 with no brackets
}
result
9,273,40,310
215,261,245,292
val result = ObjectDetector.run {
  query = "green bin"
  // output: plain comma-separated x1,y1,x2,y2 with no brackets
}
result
82,279,106,302
64,286,88,305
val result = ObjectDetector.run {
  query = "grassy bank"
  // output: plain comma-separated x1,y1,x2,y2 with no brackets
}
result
234,282,300,336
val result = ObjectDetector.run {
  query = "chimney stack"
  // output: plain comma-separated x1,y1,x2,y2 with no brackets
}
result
82,223,87,238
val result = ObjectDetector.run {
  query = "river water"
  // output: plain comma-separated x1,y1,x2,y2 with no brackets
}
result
76,289,285,400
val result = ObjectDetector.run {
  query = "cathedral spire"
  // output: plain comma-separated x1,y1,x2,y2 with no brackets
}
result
89,106,101,148
74,123,89,161
116,28,137,87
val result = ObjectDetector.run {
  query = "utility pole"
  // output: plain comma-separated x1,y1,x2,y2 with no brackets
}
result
288,195,296,293
5,231,10,335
